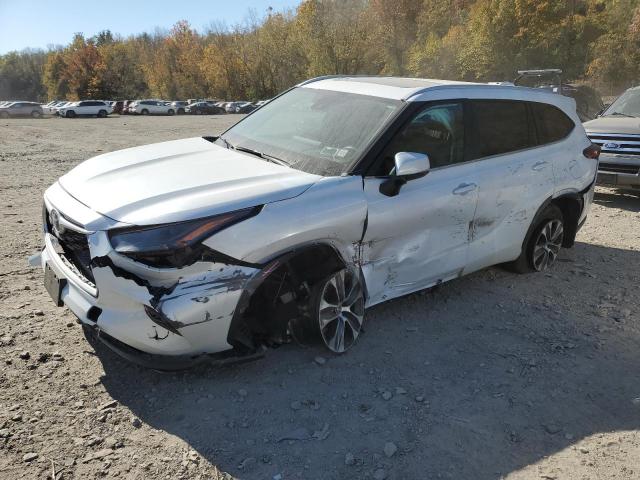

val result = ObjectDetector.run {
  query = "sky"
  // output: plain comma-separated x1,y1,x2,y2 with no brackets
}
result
0,0,301,54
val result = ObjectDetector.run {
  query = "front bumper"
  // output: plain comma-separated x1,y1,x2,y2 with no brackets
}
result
38,195,262,368
596,153,640,189
82,324,265,370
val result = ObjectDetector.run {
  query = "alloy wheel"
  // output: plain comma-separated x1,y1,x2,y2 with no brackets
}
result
532,219,563,271
318,269,365,353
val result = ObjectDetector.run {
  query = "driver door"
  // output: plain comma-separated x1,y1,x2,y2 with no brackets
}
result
361,101,479,305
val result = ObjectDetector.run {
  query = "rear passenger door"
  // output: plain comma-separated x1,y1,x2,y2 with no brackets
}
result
464,100,556,272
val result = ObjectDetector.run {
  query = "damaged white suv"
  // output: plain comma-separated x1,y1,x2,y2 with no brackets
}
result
35,76,599,369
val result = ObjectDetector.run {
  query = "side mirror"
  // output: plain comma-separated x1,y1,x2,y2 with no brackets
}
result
394,152,430,176
380,152,430,197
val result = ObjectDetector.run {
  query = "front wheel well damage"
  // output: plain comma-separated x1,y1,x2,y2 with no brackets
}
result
226,244,348,353
551,195,583,248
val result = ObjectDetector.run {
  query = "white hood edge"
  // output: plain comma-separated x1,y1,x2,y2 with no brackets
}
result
58,137,321,226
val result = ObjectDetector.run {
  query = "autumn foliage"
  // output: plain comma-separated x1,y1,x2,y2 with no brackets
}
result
1,0,639,102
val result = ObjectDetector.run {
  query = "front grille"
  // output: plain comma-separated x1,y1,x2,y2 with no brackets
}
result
58,230,94,283
588,133,640,156
598,162,640,175
45,205,95,284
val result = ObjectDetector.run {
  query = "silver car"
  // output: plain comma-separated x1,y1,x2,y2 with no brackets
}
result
0,101,43,118
34,76,597,369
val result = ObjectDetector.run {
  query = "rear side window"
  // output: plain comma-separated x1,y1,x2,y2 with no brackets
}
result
531,102,575,145
468,100,533,160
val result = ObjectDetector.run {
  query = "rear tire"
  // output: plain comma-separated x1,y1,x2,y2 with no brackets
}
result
31,110,42,118
0,111,9,119
141,109,149,115
508,204,564,273
97,110,107,118
177,108,185,115
167,109,175,116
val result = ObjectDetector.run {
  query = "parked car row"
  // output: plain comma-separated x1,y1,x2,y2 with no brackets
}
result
117,98,270,115
0,98,272,119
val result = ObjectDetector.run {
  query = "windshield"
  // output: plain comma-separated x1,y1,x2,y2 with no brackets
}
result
604,88,640,118
221,87,403,176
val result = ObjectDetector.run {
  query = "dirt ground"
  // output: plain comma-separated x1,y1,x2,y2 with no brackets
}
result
1,115,639,480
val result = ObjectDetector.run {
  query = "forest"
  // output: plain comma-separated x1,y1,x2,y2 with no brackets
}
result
1,0,639,102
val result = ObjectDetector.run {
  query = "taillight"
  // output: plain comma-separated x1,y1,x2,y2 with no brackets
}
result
583,143,601,159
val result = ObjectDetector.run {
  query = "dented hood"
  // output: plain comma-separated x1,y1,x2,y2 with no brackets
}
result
59,137,320,226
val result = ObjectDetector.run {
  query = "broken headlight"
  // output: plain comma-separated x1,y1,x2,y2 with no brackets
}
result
108,207,259,268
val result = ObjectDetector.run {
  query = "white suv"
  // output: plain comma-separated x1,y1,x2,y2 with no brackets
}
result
35,76,598,369
130,100,175,115
59,101,112,118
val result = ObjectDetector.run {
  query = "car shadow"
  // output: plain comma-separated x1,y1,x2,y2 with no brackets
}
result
95,241,640,480
594,188,640,212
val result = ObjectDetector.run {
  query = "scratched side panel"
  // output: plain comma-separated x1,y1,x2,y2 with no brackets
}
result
204,176,368,266
465,146,555,272
360,165,479,307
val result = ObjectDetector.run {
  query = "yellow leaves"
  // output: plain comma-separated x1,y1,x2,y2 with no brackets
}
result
13,0,640,102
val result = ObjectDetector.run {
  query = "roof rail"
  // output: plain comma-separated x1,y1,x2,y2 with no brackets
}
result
296,75,350,86
516,69,562,75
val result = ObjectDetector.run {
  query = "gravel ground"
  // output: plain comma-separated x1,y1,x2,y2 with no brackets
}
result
0,115,639,480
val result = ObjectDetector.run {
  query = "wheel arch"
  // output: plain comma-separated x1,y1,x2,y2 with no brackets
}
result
522,192,582,254
551,193,583,248
226,242,359,353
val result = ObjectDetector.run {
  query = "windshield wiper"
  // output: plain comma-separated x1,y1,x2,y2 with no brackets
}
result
217,135,290,166
607,112,639,118
217,136,233,149
222,140,290,167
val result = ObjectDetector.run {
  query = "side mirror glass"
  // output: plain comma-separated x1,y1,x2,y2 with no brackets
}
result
380,152,430,197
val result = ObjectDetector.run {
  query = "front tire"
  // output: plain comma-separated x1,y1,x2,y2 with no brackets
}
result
177,108,185,115
141,109,149,115
97,110,107,118
0,111,9,119
509,204,564,273
305,269,366,353
31,110,42,118
167,109,175,116
66,110,76,118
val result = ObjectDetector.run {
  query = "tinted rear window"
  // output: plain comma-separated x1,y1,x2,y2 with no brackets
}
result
531,102,575,144
468,100,533,159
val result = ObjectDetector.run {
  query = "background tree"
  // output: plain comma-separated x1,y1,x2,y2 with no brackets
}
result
2,0,640,102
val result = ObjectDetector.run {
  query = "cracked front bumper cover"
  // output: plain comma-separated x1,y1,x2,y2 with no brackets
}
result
83,324,266,371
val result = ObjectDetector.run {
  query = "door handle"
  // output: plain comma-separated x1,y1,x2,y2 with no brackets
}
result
532,161,549,171
452,183,477,195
